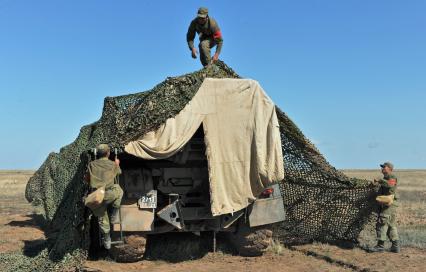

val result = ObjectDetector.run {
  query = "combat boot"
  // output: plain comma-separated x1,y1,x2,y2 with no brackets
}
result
110,207,120,224
390,240,400,253
369,240,385,253
102,232,111,250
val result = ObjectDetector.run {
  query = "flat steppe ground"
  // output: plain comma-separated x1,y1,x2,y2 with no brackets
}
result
0,170,425,272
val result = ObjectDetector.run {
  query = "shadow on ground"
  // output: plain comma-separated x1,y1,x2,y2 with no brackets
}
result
144,232,235,263
88,232,236,263
23,239,48,257
6,213,47,231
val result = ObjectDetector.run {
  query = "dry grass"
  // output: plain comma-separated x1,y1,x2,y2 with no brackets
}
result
267,239,285,255
0,170,34,215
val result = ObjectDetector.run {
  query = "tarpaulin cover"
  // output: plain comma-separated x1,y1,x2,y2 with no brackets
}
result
125,78,284,215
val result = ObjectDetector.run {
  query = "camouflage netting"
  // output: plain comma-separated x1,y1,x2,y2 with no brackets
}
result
275,107,378,245
3,61,377,271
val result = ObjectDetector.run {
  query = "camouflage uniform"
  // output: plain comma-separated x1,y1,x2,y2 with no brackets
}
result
376,173,399,242
88,157,123,235
187,8,223,66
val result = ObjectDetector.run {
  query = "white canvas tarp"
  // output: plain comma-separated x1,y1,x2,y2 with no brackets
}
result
125,78,284,216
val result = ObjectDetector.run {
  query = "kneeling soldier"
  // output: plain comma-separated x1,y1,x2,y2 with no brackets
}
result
88,144,123,249
371,162,400,253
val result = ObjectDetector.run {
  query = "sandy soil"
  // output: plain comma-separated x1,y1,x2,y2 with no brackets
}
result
0,171,45,254
1,170,425,272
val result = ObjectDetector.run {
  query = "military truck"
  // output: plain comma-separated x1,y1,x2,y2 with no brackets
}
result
86,78,286,262
88,126,285,262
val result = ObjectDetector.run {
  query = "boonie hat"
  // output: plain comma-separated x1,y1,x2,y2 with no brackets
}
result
197,7,208,18
380,161,394,170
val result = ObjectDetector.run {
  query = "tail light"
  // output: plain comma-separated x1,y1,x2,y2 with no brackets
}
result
261,187,274,197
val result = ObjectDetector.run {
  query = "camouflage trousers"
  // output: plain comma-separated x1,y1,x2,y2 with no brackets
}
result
376,204,399,242
91,184,123,234
199,38,216,66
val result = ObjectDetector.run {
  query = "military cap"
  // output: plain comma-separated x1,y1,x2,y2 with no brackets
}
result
380,161,394,170
197,7,208,18
96,144,110,153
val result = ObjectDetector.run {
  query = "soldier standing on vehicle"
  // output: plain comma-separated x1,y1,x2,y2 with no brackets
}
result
87,144,123,250
370,162,400,253
187,7,223,66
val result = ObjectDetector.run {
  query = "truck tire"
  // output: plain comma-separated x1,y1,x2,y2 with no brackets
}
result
227,220,273,257
110,235,147,262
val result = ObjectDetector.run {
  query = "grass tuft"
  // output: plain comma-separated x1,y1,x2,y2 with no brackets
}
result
399,225,426,248
268,239,285,255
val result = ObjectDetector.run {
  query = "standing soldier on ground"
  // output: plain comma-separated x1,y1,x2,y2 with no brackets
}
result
87,144,123,250
187,7,223,67
370,162,400,253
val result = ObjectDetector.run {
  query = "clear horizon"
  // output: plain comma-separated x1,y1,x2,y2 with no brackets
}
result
1,1,425,170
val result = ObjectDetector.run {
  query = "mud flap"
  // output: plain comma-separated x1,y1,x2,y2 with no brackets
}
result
248,196,285,227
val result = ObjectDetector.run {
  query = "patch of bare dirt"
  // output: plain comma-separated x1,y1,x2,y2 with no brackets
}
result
0,171,45,254
0,214,45,254
294,243,426,272
83,251,352,272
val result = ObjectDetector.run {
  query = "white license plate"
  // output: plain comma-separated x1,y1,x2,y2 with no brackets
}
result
138,190,157,209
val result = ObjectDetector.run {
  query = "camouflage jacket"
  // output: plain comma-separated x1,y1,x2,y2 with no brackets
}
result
88,157,121,189
187,16,223,54
378,173,398,200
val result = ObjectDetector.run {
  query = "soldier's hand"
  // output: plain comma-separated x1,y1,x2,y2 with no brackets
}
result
212,52,219,62
191,48,198,59
115,158,120,166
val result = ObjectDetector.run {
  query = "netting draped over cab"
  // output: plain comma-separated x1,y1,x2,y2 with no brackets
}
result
23,61,377,269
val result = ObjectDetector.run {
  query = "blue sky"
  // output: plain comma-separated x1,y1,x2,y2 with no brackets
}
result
0,0,425,169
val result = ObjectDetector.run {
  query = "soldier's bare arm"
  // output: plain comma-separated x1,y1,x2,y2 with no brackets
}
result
210,19,223,61
186,20,198,58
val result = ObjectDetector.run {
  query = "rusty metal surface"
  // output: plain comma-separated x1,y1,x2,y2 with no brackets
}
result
113,204,154,232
